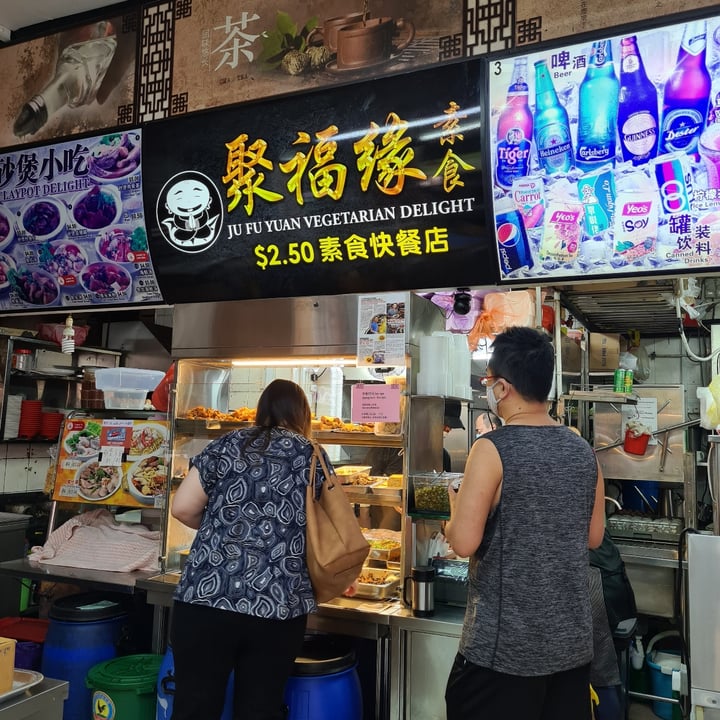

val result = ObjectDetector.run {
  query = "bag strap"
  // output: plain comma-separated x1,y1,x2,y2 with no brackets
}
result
309,440,336,491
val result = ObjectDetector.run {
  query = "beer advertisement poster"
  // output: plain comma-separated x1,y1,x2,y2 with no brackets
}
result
488,15,720,282
142,59,497,304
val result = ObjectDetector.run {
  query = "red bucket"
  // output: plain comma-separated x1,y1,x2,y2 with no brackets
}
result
624,429,650,455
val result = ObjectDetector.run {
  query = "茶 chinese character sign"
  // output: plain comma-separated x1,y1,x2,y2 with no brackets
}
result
0,130,163,310
489,16,720,282
143,59,497,302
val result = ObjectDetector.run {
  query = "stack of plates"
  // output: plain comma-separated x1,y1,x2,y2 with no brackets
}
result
40,411,64,440
18,400,43,439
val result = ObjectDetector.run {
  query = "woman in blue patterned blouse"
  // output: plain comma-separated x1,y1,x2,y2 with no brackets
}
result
170,378,327,720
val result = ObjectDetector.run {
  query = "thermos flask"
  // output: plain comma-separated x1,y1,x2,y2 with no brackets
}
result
403,565,436,617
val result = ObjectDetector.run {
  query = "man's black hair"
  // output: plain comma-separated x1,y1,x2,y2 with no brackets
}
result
488,326,553,402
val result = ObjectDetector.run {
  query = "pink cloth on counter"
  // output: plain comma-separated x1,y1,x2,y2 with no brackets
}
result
28,508,160,572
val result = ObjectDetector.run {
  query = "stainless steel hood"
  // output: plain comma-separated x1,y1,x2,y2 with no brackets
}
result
558,279,681,336
171,293,443,360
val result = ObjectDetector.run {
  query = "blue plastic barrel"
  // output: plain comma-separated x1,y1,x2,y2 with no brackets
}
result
156,645,234,720
41,593,128,720
285,636,362,720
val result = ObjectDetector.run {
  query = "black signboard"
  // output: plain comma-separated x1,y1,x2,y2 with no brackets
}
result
142,58,497,303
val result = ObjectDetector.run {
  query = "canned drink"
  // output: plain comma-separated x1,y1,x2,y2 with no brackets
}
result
613,368,626,393
652,152,694,215
624,368,634,393
577,164,616,236
495,197,535,276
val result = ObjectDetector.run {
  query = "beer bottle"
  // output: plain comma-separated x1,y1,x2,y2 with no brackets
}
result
618,36,660,165
533,59,574,175
576,40,620,171
659,20,711,157
496,57,533,189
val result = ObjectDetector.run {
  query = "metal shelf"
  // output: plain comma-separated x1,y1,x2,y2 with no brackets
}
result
562,390,638,404
173,420,404,447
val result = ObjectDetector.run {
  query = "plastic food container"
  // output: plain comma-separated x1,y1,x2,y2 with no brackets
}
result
95,368,165,409
11,348,33,372
412,472,463,513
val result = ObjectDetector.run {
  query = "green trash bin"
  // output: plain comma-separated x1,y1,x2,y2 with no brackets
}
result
86,653,162,720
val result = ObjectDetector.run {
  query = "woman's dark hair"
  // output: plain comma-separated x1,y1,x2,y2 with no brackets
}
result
488,326,554,402
255,379,311,438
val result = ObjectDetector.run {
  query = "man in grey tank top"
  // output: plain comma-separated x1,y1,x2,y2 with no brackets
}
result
444,326,605,720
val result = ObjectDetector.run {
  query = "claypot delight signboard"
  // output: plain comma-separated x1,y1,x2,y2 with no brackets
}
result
0,129,163,311
489,15,720,283
143,59,497,303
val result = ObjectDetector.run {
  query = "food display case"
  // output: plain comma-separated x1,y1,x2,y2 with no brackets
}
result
160,293,449,587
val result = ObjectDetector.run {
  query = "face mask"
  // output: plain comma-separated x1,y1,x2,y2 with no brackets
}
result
486,381,500,416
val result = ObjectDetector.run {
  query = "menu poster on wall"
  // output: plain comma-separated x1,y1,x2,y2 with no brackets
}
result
53,417,169,508
0,130,164,311
357,293,407,367
489,15,720,283
142,59,497,303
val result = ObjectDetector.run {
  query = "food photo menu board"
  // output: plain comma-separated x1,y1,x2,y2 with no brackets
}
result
52,417,169,508
488,15,720,282
0,129,163,311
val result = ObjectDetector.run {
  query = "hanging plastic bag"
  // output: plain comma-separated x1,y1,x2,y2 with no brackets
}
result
151,364,175,413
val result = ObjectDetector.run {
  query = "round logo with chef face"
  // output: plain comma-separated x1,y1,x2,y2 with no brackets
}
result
156,171,223,253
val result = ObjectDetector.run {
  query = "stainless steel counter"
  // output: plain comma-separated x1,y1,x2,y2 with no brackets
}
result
0,558,156,594
0,678,68,720
616,540,686,569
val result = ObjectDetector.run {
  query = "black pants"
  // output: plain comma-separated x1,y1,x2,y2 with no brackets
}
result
170,601,307,720
445,653,592,720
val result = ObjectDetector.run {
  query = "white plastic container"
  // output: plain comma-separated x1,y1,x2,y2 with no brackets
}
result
95,368,165,409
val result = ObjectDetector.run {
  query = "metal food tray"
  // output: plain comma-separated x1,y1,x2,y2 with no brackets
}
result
341,483,371,495
370,479,403,500
354,568,401,600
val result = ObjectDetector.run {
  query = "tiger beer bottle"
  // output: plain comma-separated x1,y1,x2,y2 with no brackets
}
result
496,57,533,189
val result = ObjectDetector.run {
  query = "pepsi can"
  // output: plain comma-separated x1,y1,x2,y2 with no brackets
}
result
495,197,534,275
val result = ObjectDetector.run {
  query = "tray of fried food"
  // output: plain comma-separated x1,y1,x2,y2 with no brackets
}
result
354,567,401,600
183,406,255,423
317,415,374,432
335,465,374,494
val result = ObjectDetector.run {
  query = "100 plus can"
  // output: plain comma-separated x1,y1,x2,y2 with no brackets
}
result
652,152,694,215
494,197,535,276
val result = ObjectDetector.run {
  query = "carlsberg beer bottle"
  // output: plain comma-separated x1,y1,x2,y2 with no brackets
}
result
496,57,533,189
576,40,620,170
533,59,574,175
660,20,711,156
618,35,659,165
